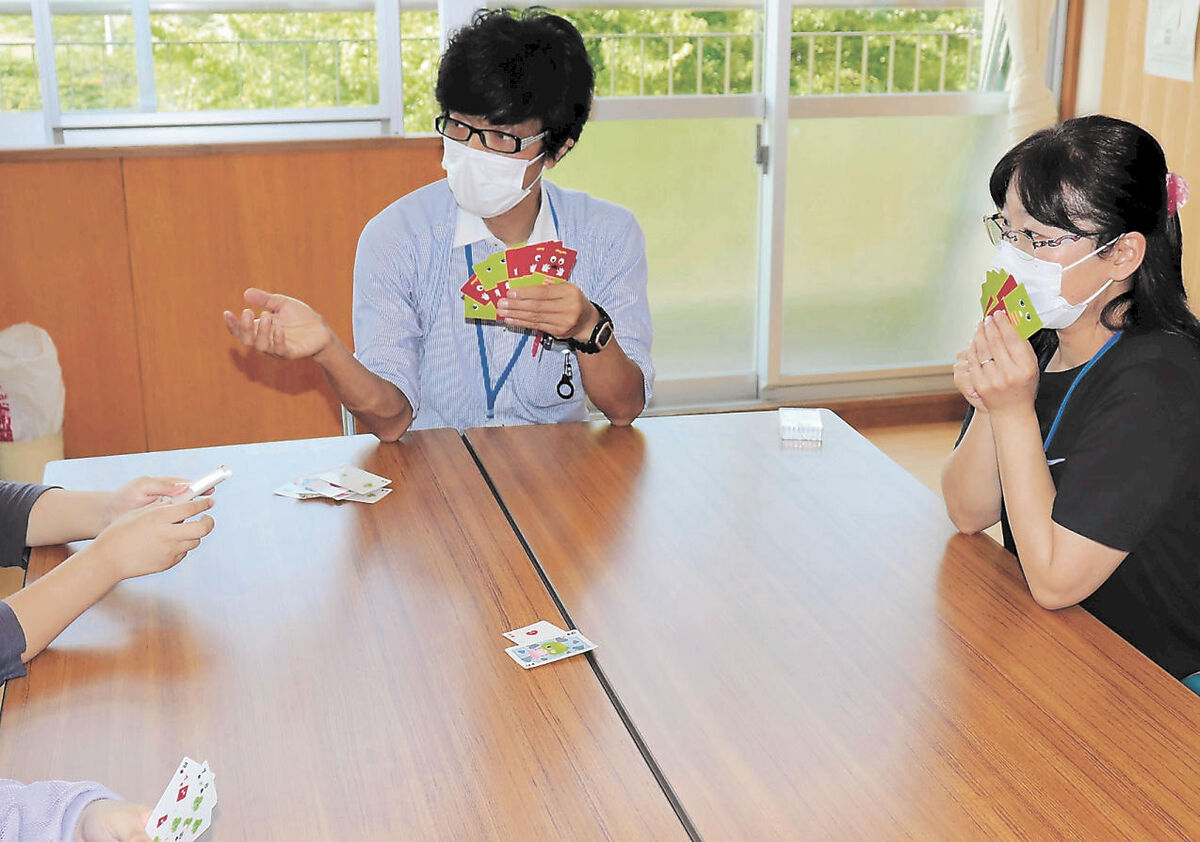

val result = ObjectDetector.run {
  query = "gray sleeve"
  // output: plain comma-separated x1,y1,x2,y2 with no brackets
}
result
0,482,55,570
0,601,27,683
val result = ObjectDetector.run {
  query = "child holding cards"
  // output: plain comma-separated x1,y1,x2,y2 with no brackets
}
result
0,780,153,841
0,478,214,681
0,478,215,840
223,9,653,438
942,115,1200,692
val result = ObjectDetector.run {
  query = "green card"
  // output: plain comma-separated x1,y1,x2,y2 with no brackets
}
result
1002,283,1043,340
464,296,498,322
472,251,509,291
981,267,1008,313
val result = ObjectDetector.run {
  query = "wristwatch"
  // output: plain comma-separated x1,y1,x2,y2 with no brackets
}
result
568,302,614,354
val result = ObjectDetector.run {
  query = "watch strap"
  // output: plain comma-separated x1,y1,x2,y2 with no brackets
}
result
568,302,614,354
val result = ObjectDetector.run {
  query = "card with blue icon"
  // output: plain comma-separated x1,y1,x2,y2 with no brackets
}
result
504,628,596,669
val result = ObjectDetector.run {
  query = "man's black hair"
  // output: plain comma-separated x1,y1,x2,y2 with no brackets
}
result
435,8,594,158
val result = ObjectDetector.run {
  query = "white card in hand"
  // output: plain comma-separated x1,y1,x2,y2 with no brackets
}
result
145,756,217,840
502,620,568,646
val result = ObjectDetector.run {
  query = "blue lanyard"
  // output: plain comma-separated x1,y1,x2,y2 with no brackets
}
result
1043,331,1122,452
465,192,560,421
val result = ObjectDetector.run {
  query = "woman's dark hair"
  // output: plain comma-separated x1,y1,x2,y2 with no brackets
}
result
435,8,594,158
989,114,1200,353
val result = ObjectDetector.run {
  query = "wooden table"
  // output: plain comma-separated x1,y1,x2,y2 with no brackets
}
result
0,431,686,840
467,411,1200,840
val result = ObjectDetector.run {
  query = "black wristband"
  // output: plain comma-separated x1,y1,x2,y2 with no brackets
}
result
567,302,614,354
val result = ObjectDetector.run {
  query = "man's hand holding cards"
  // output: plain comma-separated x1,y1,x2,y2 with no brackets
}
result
462,240,579,325
502,620,596,669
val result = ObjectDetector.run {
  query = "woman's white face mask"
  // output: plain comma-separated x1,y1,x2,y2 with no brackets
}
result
441,137,545,219
989,235,1122,330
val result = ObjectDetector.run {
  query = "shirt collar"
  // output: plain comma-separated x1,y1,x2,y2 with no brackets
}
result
451,185,558,249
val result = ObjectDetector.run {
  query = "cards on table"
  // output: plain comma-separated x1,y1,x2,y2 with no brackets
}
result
274,465,392,504
145,756,217,841
980,268,1044,340
502,620,596,669
463,240,579,322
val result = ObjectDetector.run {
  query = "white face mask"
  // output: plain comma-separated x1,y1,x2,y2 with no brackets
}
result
990,236,1121,330
441,137,544,219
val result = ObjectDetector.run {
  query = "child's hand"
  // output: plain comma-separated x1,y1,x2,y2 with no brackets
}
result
105,476,191,526
90,497,216,582
75,799,152,842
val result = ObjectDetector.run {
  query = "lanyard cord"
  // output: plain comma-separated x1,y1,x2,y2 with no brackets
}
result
465,191,560,420
1043,331,1122,453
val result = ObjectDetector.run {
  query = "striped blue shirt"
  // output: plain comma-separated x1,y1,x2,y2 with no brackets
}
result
352,179,654,432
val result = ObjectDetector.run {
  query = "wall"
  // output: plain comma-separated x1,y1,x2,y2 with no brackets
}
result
0,138,443,458
1098,0,1200,302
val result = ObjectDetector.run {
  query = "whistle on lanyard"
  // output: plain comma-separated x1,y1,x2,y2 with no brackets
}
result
557,349,575,400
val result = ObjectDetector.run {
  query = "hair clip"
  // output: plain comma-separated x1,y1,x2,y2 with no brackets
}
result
1167,172,1190,217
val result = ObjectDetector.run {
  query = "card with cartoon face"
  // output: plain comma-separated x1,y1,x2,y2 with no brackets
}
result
531,243,578,280
1002,284,1044,339
982,268,1017,317
461,275,494,306
504,630,596,669
472,250,509,290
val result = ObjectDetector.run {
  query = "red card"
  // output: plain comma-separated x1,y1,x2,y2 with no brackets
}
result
505,244,541,279
534,245,577,280
460,275,493,305
984,275,1018,318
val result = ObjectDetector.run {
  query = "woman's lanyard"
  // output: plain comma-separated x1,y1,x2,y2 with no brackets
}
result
1042,331,1122,453
467,194,561,421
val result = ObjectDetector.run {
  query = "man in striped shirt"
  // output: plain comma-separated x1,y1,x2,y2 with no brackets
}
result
224,9,654,439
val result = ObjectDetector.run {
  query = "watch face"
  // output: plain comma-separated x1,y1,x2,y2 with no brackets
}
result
596,322,614,348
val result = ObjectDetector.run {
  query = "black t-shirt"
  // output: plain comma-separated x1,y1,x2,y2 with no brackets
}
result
0,481,53,569
964,330,1200,679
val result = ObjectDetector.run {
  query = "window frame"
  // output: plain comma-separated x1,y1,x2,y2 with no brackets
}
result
5,0,1067,412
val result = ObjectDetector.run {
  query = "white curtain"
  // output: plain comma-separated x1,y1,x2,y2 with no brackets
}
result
1002,0,1060,143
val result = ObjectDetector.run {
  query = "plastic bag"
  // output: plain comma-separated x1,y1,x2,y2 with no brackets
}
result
0,323,65,442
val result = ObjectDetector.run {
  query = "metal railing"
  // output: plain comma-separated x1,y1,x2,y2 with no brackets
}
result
53,40,136,110
585,30,762,97
21,26,984,114
0,41,39,110
791,29,981,94
584,27,983,98
154,37,379,108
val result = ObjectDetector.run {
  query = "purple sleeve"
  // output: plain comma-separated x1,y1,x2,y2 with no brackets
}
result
0,600,27,683
0,778,120,842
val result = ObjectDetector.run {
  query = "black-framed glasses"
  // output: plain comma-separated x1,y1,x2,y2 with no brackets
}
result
984,213,1089,258
434,114,547,155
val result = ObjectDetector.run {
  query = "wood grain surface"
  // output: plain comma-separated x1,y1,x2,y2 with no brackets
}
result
0,158,148,458
0,430,686,841
467,411,1200,840
1100,0,1200,308
121,143,442,451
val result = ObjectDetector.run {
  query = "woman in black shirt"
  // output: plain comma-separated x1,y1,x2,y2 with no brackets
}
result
942,115,1200,691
